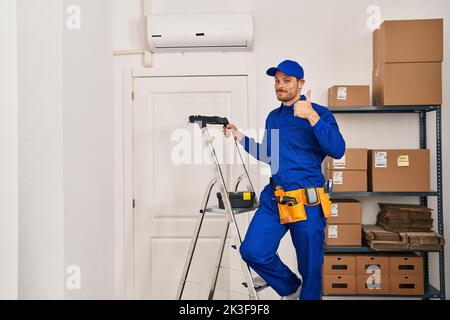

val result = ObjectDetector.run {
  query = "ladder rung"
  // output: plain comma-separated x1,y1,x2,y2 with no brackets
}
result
185,280,251,297
205,206,257,215
214,287,252,297
219,265,243,273
242,276,269,292
185,280,208,287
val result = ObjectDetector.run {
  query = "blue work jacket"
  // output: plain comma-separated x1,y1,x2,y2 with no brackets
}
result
241,95,346,191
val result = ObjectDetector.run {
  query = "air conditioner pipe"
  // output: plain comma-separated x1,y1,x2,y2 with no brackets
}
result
112,0,153,67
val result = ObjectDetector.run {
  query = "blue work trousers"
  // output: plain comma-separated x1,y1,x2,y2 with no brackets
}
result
240,184,326,300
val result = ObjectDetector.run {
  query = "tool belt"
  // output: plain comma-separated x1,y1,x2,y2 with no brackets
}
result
274,186,332,224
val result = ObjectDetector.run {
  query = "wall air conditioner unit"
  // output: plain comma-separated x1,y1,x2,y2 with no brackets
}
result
147,13,254,52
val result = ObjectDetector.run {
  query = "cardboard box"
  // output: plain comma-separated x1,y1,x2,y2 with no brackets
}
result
372,62,442,106
323,275,357,295
389,254,423,275
363,224,401,242
373,19,443,64
325,170,367,192
372,19,444,106
390,274,424,295
325,148,368,171
323,254,356,275
369,149,430,192
357,274,390,295
377,203,433,232
328,85,370,107
400,232,445,251
356,255,390,275
328,200,362,224
326,224,362,246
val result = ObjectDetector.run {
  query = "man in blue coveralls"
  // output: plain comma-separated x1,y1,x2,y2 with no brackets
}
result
224,60,346,300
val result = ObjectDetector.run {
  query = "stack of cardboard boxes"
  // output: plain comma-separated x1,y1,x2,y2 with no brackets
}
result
356,255,390,294
324,148,431,193
363,224,409,251
328,19,443,107
389,254,424,295
323,254,357,295
322,18,440,298
372,19,443,106
362,224,445,252
325,148,368,192
323,147,432,246
377,203,433,232
325,199,362,246
401,231,445,252
324,149,366,246
323,253,424,296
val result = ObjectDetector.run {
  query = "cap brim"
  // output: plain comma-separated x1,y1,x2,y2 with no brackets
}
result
266,67,278,77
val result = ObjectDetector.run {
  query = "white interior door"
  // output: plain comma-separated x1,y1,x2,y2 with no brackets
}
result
132,75,255,299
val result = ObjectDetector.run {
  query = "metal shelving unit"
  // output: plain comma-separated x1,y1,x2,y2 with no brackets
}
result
324,284,441,299
325,105,445,300
324,244,443,253
330,191,439,199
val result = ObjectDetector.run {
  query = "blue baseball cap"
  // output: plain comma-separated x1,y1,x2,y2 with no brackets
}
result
266,60,304,79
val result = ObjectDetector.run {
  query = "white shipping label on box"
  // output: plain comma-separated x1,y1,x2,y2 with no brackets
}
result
397,155,410,167
375,151,387,168
333,172,343,185
328,225,338,239
331,204,339,217
336,87,347,100
333,155,346,169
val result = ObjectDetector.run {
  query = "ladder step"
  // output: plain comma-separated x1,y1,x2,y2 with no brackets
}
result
242,276,269,292
205,206,257,215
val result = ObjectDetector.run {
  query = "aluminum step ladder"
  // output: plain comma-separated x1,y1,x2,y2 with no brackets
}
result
176,115,269,300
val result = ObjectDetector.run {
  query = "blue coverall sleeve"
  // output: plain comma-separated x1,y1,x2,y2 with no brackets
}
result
239,118,271,165
312,109,346,159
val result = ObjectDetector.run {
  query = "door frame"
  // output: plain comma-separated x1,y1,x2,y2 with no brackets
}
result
117,65,259,299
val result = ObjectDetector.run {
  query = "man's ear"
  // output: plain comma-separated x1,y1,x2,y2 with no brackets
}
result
298,79,305,90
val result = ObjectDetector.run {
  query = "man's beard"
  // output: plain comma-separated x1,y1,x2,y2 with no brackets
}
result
276,91,296,102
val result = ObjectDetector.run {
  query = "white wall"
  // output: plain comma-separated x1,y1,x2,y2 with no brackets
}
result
17,0,115,299
0,0,19,300
112,0,450,298
17,0,65,299
62,0,115,299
